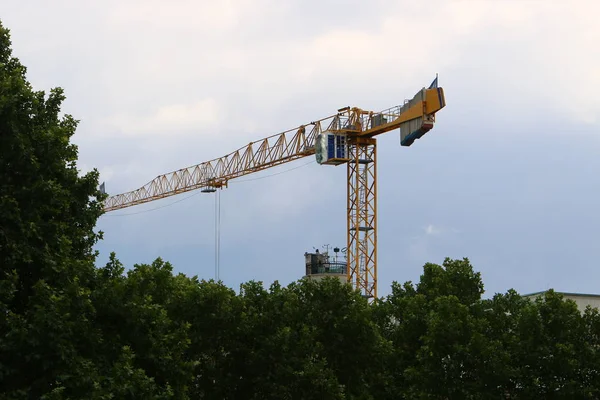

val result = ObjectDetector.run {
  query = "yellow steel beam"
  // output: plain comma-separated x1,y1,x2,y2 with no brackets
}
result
357,87,446,138
347,137,377,298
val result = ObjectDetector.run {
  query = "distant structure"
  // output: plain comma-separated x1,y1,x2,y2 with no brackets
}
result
304,246,348,285
523,291,600,313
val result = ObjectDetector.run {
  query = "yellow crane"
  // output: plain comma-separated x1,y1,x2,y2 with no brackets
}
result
102,77,446,299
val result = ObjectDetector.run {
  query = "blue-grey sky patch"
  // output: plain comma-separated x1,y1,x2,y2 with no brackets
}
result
3,0,599,298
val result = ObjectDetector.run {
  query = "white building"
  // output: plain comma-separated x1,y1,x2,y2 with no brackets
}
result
523,291,600,313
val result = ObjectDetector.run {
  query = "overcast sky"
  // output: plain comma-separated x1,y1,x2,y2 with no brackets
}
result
3,0,599,298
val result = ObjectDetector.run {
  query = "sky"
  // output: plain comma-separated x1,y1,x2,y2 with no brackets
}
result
3,0,599,298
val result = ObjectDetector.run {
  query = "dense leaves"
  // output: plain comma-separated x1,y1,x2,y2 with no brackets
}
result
3,19,600,399
0,19,107,399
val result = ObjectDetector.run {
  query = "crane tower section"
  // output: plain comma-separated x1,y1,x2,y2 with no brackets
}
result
312,85,446,298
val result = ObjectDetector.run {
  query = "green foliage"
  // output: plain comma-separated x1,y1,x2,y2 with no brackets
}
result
376,259,600,399
0,20,106,399
92,255,194,398
3,17,600,399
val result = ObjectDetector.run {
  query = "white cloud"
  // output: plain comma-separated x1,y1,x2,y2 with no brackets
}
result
108,0,244,32
423,224,462,236
425,224,442,236
104,98,221,136
112,1,598,126
6,0,599,128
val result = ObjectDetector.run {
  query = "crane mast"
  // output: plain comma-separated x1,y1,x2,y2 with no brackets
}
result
102,80,446,299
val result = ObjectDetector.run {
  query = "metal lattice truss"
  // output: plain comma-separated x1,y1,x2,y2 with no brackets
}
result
104,107,373,212
346,139,377,298
103,93,443,213
103,123,320,211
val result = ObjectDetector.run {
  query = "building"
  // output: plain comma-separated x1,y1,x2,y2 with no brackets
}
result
523,291,600,313
304,247,347,285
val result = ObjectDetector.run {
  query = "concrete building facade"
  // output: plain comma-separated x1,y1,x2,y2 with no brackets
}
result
523,291,600,313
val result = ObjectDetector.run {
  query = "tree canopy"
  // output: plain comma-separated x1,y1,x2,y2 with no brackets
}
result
2,19,600,399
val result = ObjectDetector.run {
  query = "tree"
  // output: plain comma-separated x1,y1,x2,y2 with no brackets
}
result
205,279,347,400
0,20,109,399
92,254,195,399
290,277,390,399
374,258,489,399
375,258,600,399
509,290,593,398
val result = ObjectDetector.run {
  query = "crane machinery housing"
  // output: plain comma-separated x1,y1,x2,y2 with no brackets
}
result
102,77,446,299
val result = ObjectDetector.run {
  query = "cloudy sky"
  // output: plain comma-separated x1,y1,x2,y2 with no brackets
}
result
3,0,599,298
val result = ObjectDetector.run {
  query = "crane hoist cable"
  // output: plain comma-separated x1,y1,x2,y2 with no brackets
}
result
214,188,221,281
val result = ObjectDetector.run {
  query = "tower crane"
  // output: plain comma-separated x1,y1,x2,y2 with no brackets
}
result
102,77,446,299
